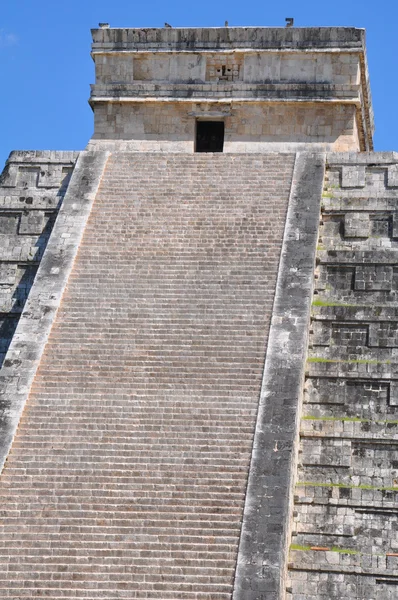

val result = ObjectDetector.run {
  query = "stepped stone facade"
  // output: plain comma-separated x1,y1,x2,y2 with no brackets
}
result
0,152,78,366
0,25,396,600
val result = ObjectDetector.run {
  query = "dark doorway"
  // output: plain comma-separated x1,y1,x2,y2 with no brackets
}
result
196,121,224,153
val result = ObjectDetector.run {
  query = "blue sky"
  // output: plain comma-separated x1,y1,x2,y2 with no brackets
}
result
1,0,397,169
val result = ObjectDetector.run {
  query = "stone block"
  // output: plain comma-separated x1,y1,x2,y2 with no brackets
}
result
325,265,355,292
387,164,398,188
354,265,393,291
371,215,391,239
0,213,19,234
341,165,366,188
344,212,370,238
369,322,398,347
0,263,17,285
37,164,64,188
332,323,369,348
390,382,398,406
0,164,18,187
302,439,352,467
17,166,40,188
392,212,398,239
19,211,45,235
312,320,331,346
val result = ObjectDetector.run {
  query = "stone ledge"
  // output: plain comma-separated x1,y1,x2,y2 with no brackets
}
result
91,27,365,52
6,150,80,165
90,82,361,102
327,152,398,165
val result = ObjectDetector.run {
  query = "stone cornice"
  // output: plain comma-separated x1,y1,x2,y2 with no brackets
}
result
89,82,362,103
91,27,365,52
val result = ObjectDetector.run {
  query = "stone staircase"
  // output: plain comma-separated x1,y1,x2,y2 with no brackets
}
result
0,153,294,598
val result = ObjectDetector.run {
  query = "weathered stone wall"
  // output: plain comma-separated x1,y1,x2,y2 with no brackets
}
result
89,101,358,153
288,152,398,600
0,151,78,366
95,50,360,86
89,26,373,152
91,27,366,52
244,52,359,85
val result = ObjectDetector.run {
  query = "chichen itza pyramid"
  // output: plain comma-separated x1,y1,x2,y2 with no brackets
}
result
0,24,397,600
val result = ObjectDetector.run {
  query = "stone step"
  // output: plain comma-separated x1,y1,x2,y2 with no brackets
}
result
0,152,295,598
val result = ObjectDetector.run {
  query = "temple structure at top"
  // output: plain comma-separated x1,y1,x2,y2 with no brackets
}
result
88,26,374,152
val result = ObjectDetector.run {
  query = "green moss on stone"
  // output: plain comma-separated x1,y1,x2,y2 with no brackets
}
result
331,547,358,555
311,298,356,307
290,544,358,555
307,358,389,365
307,357,339,363
297,481,398,492
302,416,398,425
290,544,311,552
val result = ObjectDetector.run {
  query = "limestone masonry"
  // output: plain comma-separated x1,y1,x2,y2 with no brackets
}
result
88,27,373,153
0,25,396,600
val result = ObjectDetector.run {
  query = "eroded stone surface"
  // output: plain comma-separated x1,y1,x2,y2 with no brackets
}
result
233,153,325,600
0,151,79,365
88,26,373,152
288,153,398,600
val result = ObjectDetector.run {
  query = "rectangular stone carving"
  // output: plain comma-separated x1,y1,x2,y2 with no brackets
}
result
17,167,40,188
304,377,346,405
19,211,45,235
351,442,398,481
206,55,242,81
37,165,64,188
0,264,17,285
326,265,355,291
344,212,370,238
341,166,366,188
389,381,398,406
0,213,19,234
369,322,398,347
60,166,74,191
332,323,369,348
4,265,38,311
305,378,391,416
387,164,398,188
370,217,390,239
354,265,393,291
346,380,391,413
301,438,352,467
391,212,398,239
311,320,331,346
0,164,18,187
